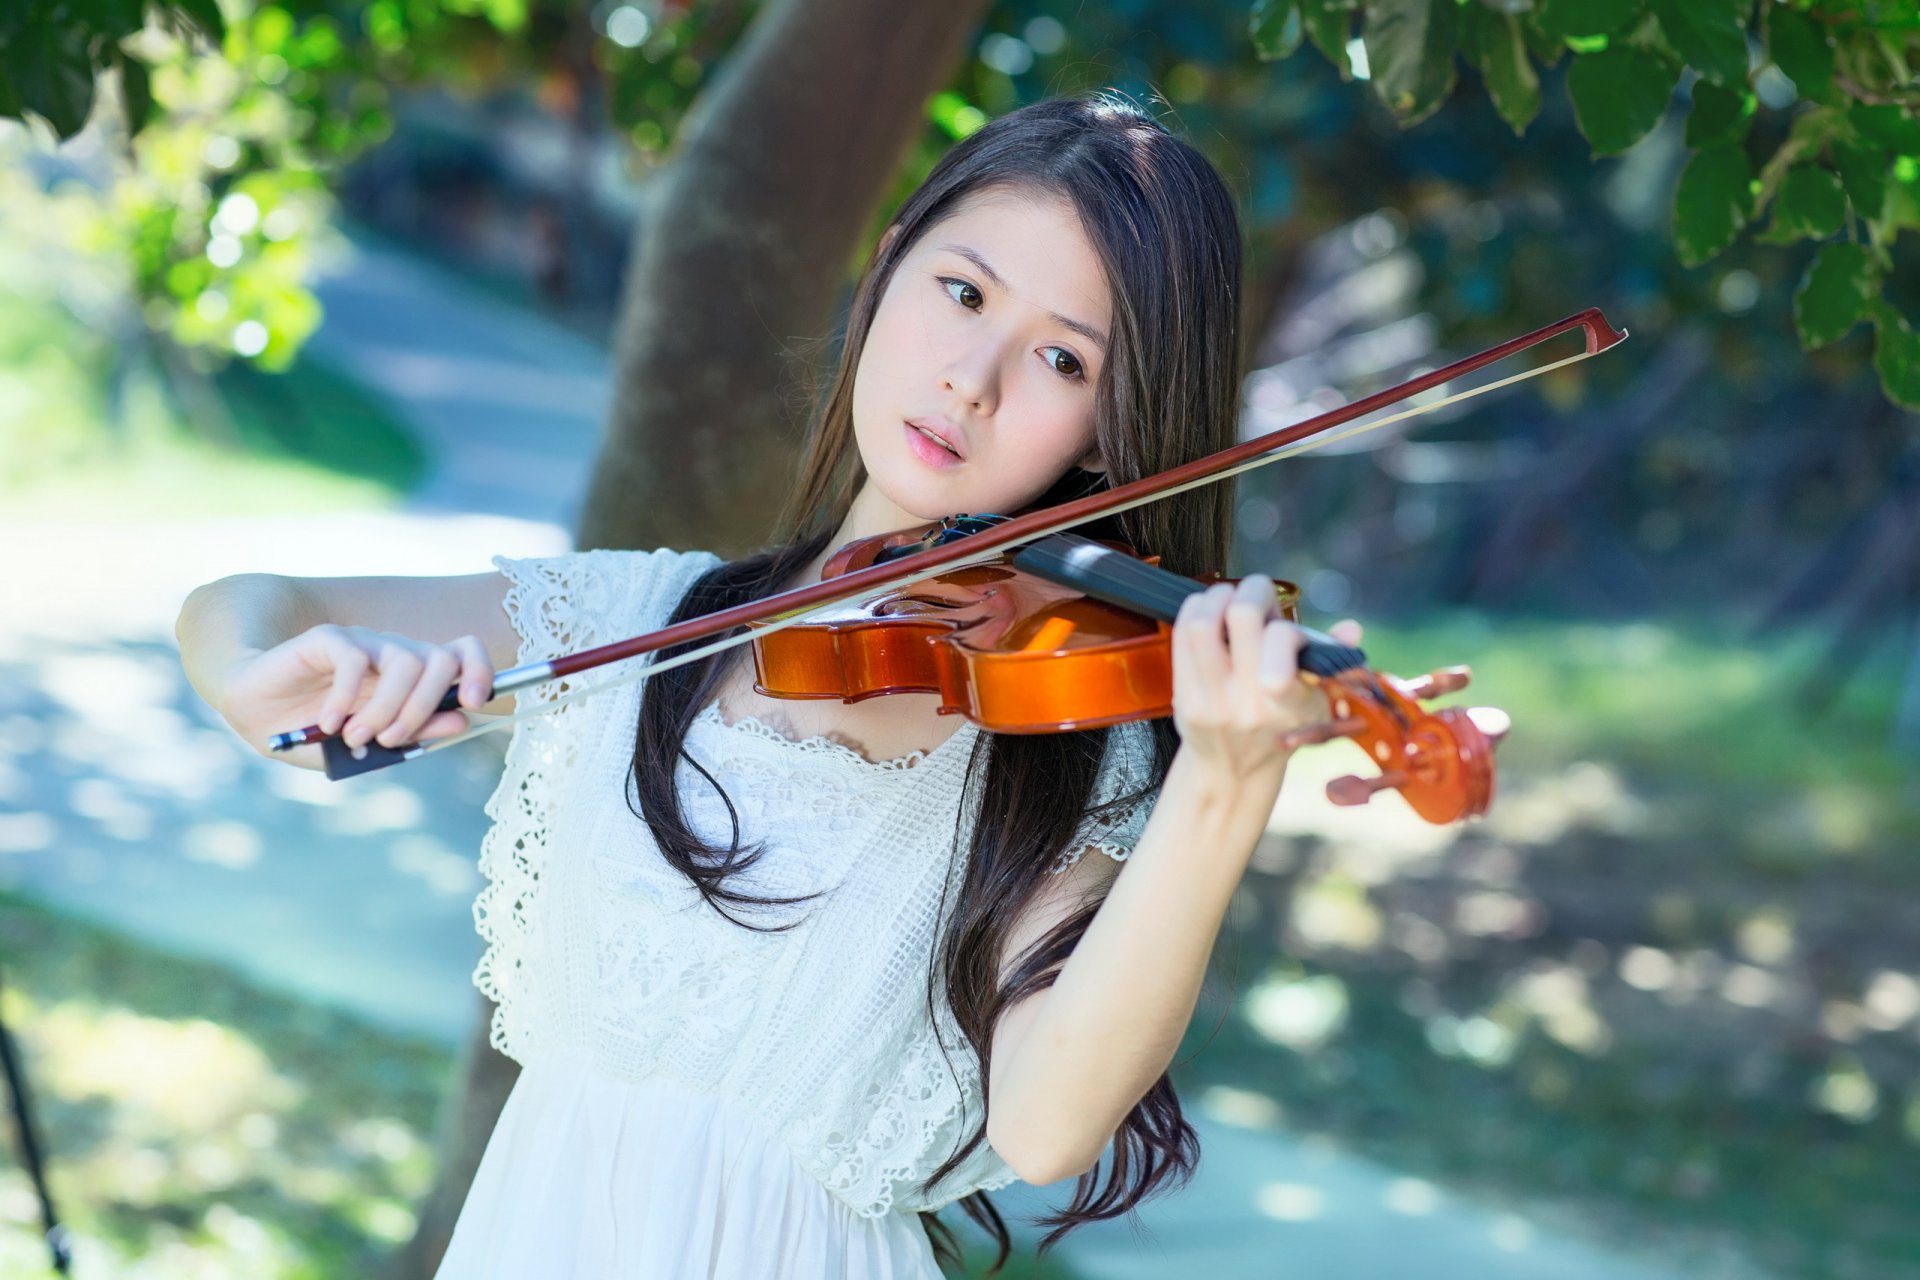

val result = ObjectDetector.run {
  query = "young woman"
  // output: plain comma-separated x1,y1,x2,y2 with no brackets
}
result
180,93,1361,1278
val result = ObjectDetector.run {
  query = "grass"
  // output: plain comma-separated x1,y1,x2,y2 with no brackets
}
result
0,890,452,1278
1356,608,1919,867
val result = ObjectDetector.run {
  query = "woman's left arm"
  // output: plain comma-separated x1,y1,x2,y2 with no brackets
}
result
987,576,1357,1184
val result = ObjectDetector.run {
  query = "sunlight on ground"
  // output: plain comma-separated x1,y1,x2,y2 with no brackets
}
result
0,975,438,1277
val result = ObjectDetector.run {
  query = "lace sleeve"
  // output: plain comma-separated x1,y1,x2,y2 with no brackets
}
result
1047,720,1162,874
471,546,690,1062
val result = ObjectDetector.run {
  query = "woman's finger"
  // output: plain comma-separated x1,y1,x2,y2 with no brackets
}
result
381,647,462,747
1184,582,1234,697
1258,617,1301,695
1328,618,1363,646
1225,576,1279,706
448,635,494,710
318,632,371,737
344,642,424,747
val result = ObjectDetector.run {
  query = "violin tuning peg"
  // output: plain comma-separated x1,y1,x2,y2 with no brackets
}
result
1405,665,1472,699
1326,769,1408,807
1279,715,1367,751
1463,705,1511,746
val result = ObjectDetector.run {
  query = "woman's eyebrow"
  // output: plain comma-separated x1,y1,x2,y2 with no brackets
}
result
936,242,1108,352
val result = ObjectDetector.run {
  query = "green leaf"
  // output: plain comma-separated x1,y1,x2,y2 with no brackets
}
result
117,48,151,139
1646,0,1750,88
1362,0,1460,127
1520,10,1567,66
1567,45,1677,155
1673,142,1753,265
1684,81,1754,146
1849,102,1920,157
1303,0,1355,78
1535,0,1644,42
172,0,227,44
1869,299,1920,412
1793,241,1880,347
7,16,97,139
1766,4,1832,101
94,0,149,40
1461,3,1542,135
1251,0,1306,60
1833,141,1889,221
1886,157,1920,233
1769,164,1846,239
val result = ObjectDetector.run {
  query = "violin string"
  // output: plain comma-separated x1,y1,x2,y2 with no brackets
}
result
376,339,1608,762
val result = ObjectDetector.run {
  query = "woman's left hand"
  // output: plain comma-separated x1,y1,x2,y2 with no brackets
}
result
1170,574,1363,783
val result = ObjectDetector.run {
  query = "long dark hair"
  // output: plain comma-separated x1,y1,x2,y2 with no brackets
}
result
626,92,1244,1273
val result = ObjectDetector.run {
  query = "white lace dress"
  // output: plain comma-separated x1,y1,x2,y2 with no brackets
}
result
433,547,1159,1279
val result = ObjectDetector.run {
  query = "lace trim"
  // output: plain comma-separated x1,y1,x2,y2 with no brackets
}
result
473,550,632,1063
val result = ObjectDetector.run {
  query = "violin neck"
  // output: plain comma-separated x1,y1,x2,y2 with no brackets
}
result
1009,533,1364,677
1011,533,1194,622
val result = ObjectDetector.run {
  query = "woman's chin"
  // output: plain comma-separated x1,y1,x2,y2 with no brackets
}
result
869,473,971,524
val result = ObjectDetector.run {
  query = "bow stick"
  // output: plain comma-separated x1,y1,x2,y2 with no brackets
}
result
275,307,1626,778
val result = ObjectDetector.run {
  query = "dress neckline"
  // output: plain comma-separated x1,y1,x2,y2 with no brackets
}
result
693,700,978,773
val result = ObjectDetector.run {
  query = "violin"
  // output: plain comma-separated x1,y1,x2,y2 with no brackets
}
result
268,306,1624,822
748,522,1506,824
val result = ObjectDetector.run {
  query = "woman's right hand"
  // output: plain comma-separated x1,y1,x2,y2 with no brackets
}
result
217,623,496,770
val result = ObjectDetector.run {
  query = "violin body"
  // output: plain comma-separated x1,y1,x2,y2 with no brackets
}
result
746,522,1506,825
746,531,1299,734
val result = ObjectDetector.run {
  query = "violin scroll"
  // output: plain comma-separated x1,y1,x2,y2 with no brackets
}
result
1307,668,1508,824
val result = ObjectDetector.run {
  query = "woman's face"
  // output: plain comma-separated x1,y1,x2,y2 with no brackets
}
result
850,188,1111,524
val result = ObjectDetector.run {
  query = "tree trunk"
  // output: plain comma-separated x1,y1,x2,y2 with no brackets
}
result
386,1,987,1273
581,0,991,557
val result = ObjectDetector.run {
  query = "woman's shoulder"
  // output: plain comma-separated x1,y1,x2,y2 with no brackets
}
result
489,545,724,655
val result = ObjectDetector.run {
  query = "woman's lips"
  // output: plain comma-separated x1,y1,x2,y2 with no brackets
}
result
904,421,963,468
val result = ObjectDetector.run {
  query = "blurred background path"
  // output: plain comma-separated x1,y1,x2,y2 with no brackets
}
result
0,225,1775,1280
0,225,595,1045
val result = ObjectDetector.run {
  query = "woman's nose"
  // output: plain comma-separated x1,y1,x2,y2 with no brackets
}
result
940,344,999,412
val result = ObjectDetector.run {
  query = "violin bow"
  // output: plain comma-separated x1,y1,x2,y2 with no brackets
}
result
278,307,1626,778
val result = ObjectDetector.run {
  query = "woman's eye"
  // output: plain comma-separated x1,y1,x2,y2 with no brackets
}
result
940,277,982,309
1043,347,1085,381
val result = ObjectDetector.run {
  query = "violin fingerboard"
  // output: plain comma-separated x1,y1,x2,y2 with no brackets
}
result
1012,533,1366,676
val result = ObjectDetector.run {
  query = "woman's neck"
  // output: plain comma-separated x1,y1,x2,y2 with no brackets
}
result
789,481,941,590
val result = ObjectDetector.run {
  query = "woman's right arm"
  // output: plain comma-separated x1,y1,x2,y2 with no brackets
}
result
175,570,522,772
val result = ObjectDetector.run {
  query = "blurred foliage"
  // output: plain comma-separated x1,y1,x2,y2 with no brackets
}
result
4,0,1915,415
0,133,422,517
1244,0,1920,408
0,0,750,370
